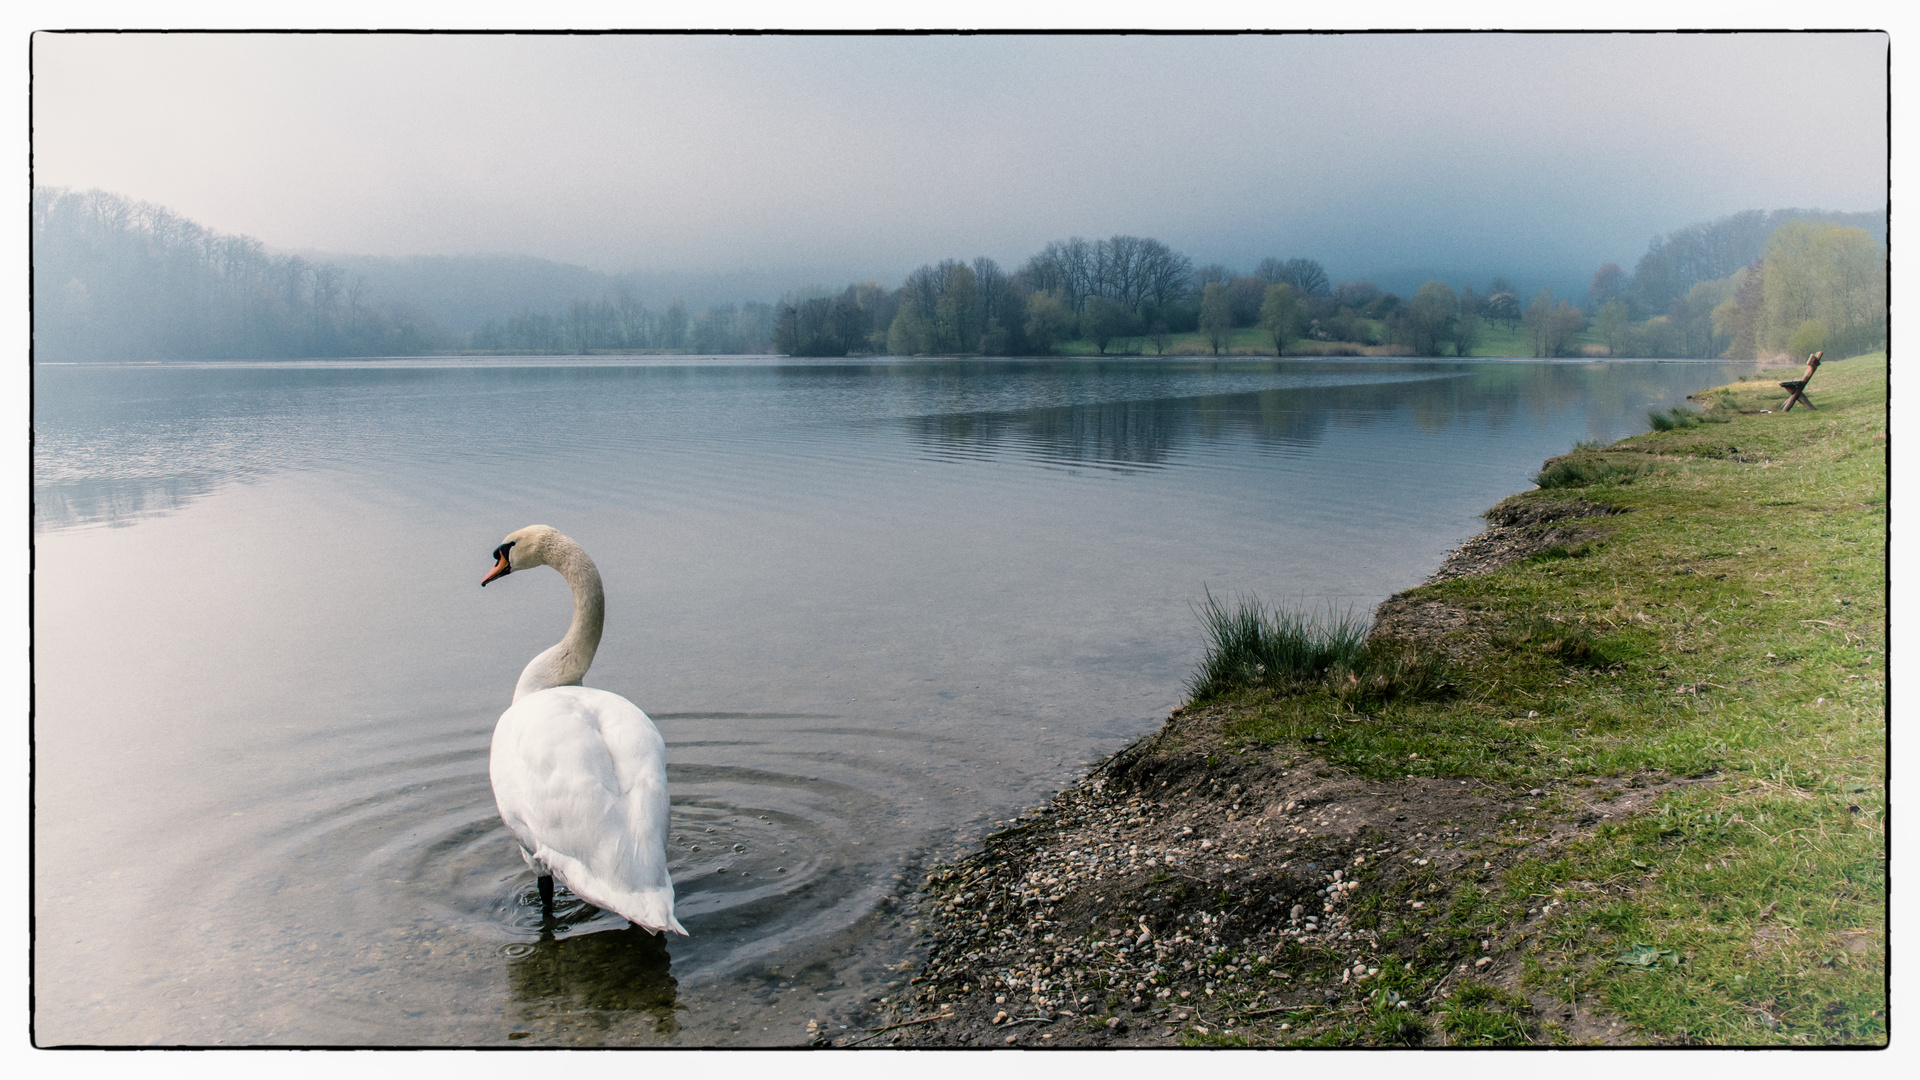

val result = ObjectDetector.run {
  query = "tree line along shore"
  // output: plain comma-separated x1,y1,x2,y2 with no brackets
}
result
33,187,1881,366
851,353,1885,1048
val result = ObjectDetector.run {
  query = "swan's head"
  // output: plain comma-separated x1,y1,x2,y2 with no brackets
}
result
481,524,563,586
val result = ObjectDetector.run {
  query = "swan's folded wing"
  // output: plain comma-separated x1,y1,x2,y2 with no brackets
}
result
490,687,683,934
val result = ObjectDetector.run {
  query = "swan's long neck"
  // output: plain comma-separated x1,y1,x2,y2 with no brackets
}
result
513,538,605,702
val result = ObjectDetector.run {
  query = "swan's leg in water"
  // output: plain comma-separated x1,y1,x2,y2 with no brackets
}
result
538,874,554,912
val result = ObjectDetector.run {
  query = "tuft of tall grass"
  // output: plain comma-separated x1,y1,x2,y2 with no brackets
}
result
1189,591,1368,701
1188,592,1450,704
1440,983,1535,1045
1534,457,1648,489
1646,404,1726,431
1647,408,1688,431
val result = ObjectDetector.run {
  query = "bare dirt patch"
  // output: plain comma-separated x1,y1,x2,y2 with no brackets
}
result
1423,498,1627,584
1367,599,1493,664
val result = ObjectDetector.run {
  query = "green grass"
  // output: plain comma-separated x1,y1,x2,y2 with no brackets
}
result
1440,983,1537,1045
1647,404,1728,432
1188,591,1450,707
1466,319,1604,358
1467,320,1532,357
1188,592,1369,698
1534,455,1655,489
1195,351,1887,1044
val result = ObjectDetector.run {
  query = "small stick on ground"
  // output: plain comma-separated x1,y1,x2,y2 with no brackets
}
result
840,1012,956,1045
1243,1003,1325,1018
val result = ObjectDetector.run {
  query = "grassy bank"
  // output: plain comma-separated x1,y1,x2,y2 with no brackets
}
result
888,352,1883,1048
1200,351,1887,1042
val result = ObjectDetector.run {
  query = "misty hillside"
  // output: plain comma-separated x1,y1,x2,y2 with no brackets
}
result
31,185,1884,363
317,253,616,333
1625,207,1884,312
312,255,804,333
33,187,448,361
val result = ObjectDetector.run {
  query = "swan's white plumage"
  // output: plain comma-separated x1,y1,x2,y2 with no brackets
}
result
491,686,684,934
484,525,685,936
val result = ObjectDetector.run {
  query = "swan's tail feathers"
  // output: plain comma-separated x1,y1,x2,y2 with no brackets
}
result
616,892,687,936
633,911,689,937
522,845,684,936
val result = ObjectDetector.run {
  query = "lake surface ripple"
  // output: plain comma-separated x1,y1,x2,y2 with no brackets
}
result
32,355,1742,1045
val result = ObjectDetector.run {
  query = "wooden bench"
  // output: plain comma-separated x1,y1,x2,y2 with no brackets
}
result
1780,351,1823,411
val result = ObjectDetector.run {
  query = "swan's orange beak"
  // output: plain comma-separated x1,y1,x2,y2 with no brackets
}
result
482,549,512,586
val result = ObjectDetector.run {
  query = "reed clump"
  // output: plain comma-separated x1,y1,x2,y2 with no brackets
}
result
1646,403,1730,431
1533,455,1648,489
1188,591,1447,704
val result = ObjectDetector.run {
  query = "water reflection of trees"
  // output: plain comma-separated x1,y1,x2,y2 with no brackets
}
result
36,358,1745,527
911,399,1182,468
905,362,1741,469
505,923,681,1039
33,473,213,530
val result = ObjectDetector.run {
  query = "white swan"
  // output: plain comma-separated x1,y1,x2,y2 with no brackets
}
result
482,525,686,936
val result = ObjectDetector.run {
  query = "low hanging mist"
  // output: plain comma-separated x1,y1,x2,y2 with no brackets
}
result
30,186,1884,364
29,33,1887,363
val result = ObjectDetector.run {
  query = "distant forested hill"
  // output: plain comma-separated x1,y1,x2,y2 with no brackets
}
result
31,185,1883,364
1576,207,1887,361
33,187,449,361
319,253,616,335
1626,208,1885,314
317,254,796,334
31,187,783,360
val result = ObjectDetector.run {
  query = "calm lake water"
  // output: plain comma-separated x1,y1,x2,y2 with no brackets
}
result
33,355,1744,1045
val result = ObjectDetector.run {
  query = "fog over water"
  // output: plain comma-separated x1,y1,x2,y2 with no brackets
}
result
31,32,1887,292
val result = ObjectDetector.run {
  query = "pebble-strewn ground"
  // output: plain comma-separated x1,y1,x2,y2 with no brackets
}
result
812,721,1681,1048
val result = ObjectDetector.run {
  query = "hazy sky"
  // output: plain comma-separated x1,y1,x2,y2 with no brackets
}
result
32,32,1888,287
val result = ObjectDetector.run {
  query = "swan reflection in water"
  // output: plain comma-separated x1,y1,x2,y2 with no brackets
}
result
503,880,681,1039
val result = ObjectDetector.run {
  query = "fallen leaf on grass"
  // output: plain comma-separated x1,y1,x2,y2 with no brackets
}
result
1616,942,1681,968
